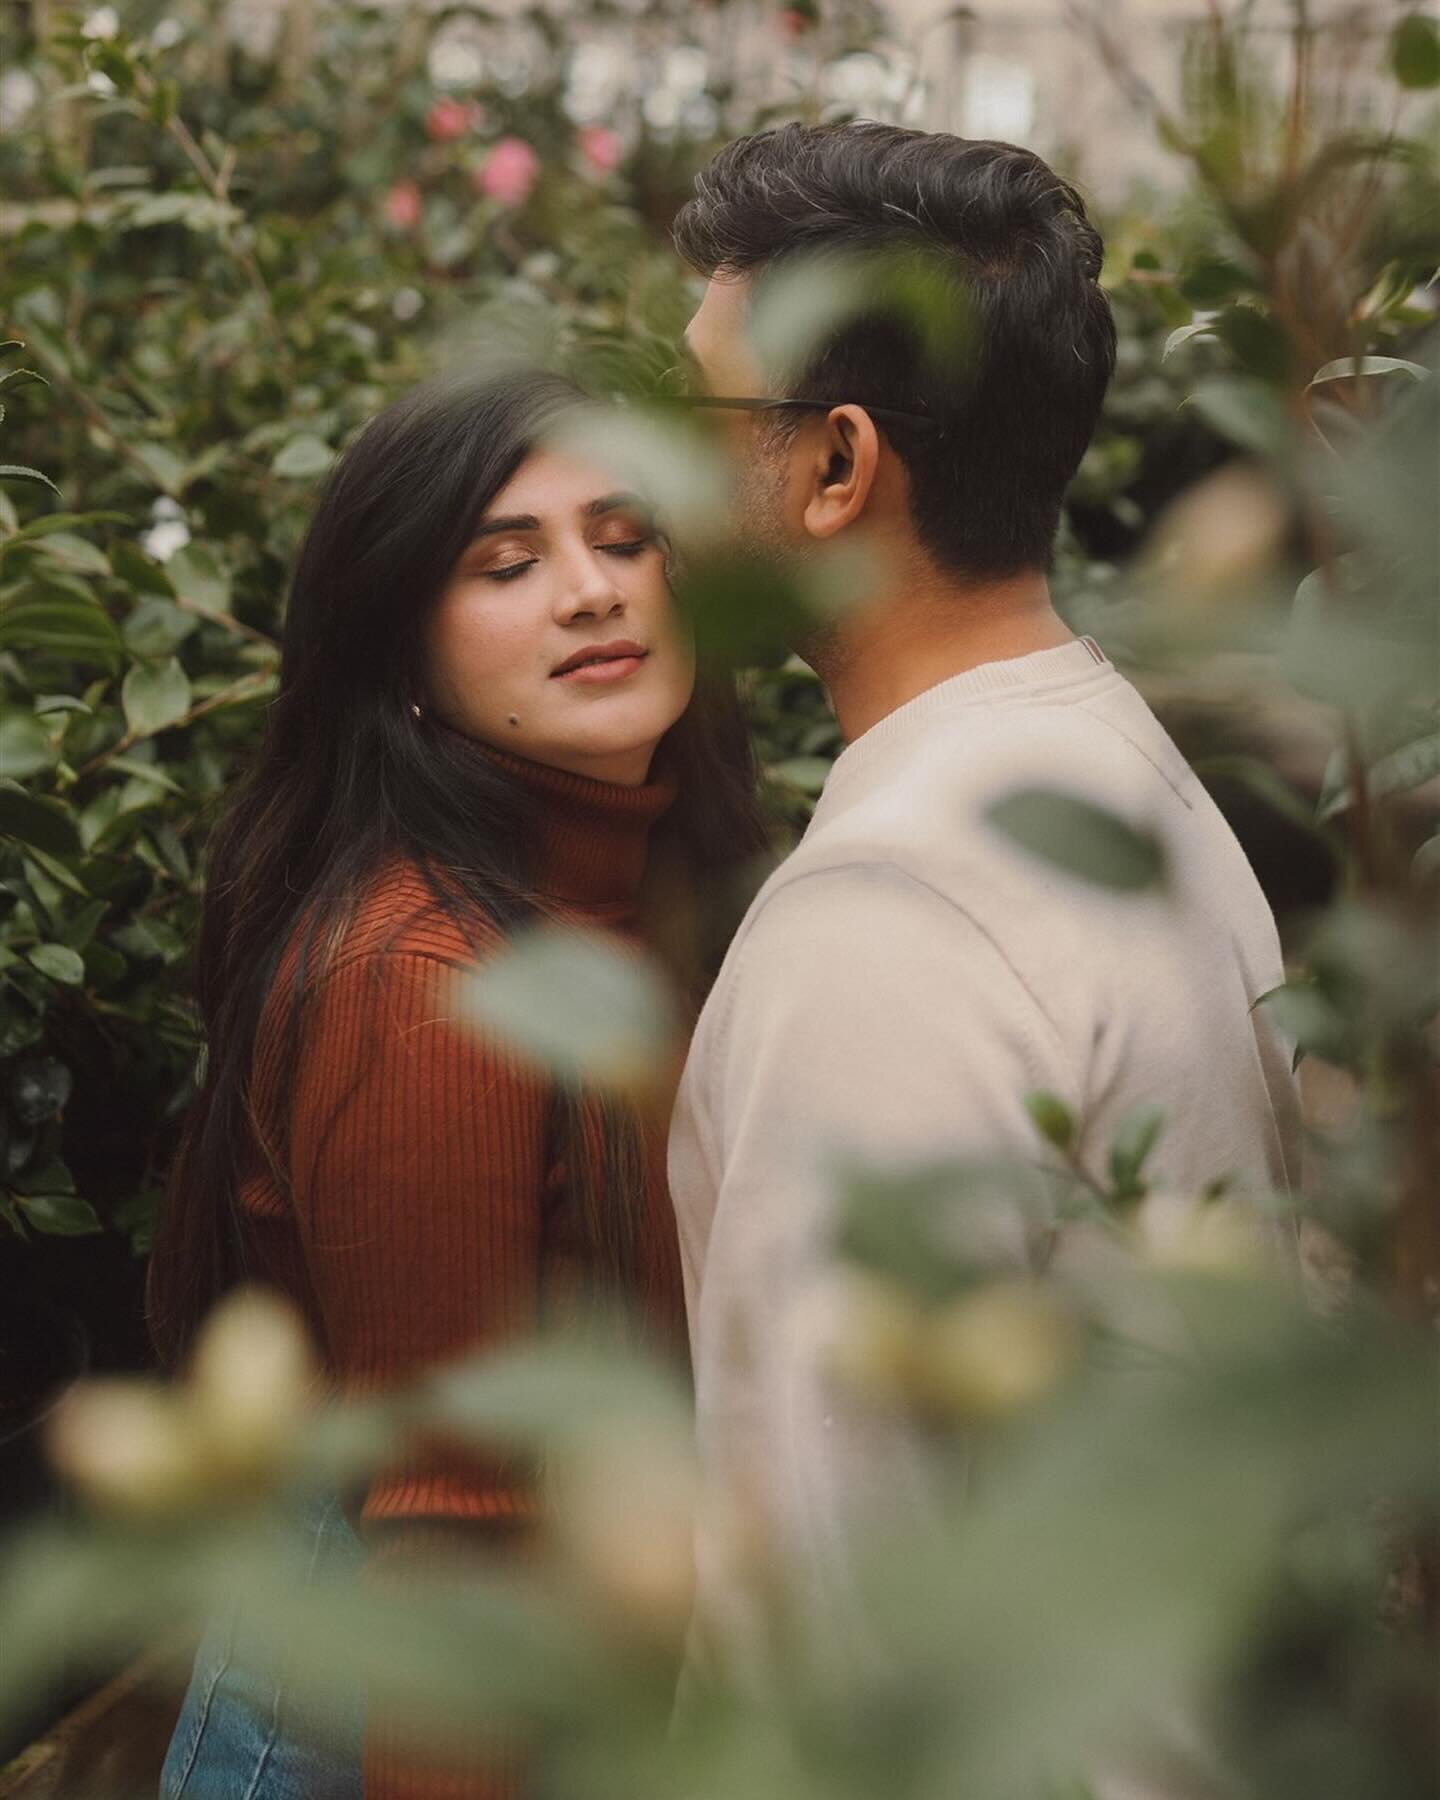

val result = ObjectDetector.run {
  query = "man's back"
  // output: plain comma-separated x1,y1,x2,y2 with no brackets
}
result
669,637,1299,1667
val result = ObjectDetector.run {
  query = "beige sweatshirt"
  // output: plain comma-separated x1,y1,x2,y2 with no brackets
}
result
667,637,1300,1674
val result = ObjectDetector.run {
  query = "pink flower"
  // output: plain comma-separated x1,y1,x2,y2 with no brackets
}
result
577,125,623,175
776,6,816,38
425,97,477,143
382,179,422,230
474,136,540,207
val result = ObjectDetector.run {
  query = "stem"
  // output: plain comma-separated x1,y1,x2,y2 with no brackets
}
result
75,669,273,780
171,594,278,650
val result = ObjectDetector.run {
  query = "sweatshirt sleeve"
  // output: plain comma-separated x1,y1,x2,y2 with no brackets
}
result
672,863,1075,1681
288,948,547,1799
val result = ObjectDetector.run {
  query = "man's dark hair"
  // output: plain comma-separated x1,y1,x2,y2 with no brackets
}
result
672,122,1117,580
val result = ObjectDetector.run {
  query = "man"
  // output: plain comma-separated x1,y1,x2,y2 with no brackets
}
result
664,123,1300,1673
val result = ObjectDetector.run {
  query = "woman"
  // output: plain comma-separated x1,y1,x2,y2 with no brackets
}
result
148,369,769,1799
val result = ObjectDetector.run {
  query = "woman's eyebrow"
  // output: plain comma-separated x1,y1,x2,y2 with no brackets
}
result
470,513,540,539
469,493,648,540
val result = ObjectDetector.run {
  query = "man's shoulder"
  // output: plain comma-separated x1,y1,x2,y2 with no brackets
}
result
771,677,1196,904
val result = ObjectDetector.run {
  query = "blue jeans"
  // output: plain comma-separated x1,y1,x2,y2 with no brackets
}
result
160,1495,365,1800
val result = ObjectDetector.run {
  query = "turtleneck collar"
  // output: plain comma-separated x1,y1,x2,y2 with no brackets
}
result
481,744,678,913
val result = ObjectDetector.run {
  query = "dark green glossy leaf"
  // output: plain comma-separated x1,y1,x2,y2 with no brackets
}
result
0,786,81,857
26,943,86,986
15,1190,102,1236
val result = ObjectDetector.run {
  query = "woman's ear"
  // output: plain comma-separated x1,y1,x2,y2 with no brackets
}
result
801,405,880,541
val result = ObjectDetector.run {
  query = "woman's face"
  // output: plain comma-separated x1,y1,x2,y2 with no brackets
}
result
423,448,696,786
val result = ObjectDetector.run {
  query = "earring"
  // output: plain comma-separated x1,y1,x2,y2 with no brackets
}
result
411,702,423,721
507,713,520,728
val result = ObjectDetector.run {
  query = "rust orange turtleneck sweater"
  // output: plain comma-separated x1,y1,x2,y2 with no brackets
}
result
237,747,687,1798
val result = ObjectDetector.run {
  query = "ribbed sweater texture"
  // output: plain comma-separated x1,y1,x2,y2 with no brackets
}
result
237,747,686,1798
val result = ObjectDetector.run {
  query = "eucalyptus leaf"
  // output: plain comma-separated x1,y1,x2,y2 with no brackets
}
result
986,788,1167,893
455,926,678,1091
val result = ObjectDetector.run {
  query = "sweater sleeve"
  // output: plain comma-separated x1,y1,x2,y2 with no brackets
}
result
288,948,547,1799
672,863,1075,1683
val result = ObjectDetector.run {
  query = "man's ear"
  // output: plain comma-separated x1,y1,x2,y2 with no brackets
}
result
801,405,881,541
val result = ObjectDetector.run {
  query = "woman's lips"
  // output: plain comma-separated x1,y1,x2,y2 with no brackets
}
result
552,652,648,685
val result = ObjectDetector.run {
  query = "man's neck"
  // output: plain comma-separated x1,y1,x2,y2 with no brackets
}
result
815,567,1074,744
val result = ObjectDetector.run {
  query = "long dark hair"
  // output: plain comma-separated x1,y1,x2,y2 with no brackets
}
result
148,368,768,1369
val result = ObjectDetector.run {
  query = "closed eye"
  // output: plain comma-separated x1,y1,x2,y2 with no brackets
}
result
483,540,651,583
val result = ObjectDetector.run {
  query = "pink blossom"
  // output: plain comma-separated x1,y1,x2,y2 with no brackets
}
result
776,7,815,38
577,125,623,175
475,137,540,207
382,179,422,231
425,97,478,143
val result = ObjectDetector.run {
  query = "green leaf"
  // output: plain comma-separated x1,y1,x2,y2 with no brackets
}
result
0,785,82,857
32,696,92,717
1108,1104,1167,1202
455,925,679,1091
15,1191,102,1236
271,435,335,480
1025,1091,1076,1154
123,598,198,657
130,443,187,495
1391,12,1440,88
1309,355,1429,387
1185,376,1289,460
1216,308,1292,386
0,464,60,495
0,711,57,779
4,511,128,549
167,541,231,612
33,531,110,577
0,595,124,667
121,656,191,736
1320,732,1440,820
1162,321,1219,361
26,943,86,986
768,756,831,796
110,540,175,596
986,788,1168,893
1178,256,1256,307
0,367,47,394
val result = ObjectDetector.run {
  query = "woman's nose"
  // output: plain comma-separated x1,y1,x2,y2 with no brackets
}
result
553,551,625,623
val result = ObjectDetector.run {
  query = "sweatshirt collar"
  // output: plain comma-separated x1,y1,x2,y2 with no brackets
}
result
819,637,1114,806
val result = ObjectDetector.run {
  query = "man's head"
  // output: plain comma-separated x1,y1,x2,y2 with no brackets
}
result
672,123,1116,585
